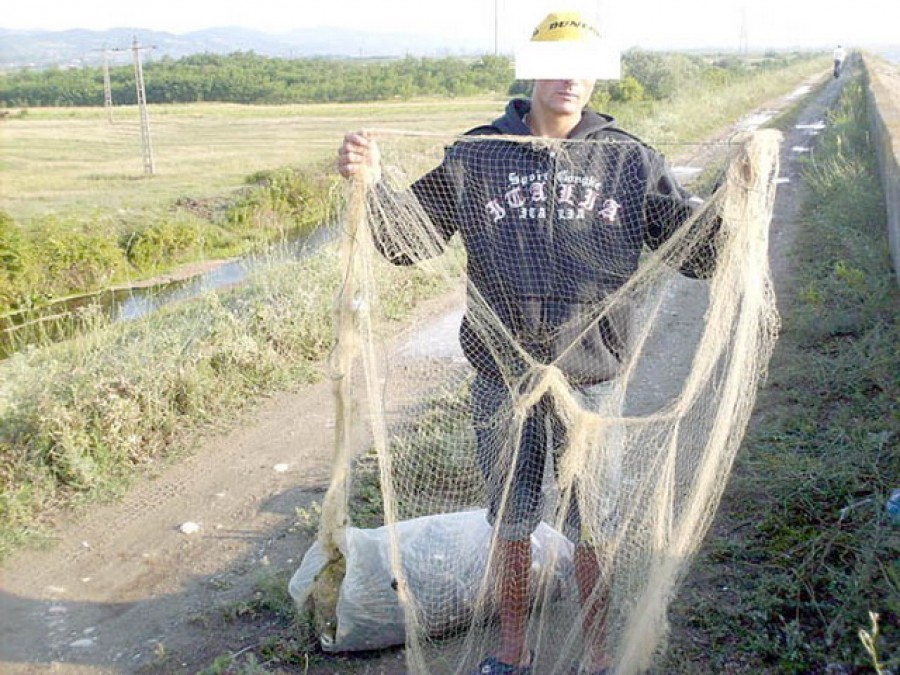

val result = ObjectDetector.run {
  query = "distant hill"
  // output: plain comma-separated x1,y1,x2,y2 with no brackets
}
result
0,26,492,70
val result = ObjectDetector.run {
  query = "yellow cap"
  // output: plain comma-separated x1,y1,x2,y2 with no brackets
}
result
515,9,621,81
530,11,602,43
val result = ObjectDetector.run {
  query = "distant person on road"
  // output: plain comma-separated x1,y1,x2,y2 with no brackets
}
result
338,9,719,675
833,45,847,78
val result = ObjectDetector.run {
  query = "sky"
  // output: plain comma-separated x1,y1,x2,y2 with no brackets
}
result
2,0,898,51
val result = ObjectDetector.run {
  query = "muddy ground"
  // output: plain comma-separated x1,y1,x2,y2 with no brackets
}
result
0,69,847,674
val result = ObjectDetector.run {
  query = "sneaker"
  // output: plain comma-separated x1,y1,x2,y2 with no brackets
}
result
475,654,533,675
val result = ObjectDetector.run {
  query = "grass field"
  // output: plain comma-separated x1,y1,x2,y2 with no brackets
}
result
1,98,507,220
1,57,828,223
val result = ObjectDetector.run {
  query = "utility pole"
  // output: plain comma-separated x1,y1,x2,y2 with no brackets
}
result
92,47,123,123
132,36,156,175
102,50,113,123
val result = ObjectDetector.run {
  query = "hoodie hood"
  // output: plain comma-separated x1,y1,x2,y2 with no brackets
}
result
490,98,617,139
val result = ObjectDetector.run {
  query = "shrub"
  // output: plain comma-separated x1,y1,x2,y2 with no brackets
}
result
610,76,645,103
31,216,126,296
0,211,23,275
0,211,25,311
123,214,204,272
622,49,704,100
226,166,334,236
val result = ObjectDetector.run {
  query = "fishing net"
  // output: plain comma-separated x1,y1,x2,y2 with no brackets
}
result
290,128,781,674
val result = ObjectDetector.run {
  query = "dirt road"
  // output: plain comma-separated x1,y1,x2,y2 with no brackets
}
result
0,70,847,674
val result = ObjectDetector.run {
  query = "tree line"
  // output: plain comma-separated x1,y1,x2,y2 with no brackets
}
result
0,53,512,106
0,50,812,108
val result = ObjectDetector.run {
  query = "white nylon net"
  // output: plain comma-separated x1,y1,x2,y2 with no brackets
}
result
290,128,781,674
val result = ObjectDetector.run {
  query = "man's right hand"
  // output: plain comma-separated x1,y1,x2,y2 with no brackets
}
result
337,131,381,183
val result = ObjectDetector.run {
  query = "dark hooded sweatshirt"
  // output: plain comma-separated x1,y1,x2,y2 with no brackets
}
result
370,98,716,385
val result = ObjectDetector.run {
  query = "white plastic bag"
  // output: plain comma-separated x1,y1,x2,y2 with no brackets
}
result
289,509,574,652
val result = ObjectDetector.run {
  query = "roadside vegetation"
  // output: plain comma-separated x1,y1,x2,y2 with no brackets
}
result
0,240,449,559
662,75,899,674
0,165,335,319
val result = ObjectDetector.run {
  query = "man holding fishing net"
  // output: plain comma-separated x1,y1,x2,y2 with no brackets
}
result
337,9,720,675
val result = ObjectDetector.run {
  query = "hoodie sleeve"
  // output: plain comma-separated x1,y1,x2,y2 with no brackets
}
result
366,146,463,266
640,148,719,279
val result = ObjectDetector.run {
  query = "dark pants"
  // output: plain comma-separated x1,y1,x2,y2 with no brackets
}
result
471,374,620,542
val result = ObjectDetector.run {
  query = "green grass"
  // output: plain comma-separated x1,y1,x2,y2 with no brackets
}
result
2,58,827,223
0,244,450,558
662,74,899,675
0,98,506,314
4,57,826,218
347,378,479,530
1,98,509,221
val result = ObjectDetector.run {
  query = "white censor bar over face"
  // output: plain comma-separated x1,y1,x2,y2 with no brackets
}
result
515,11,621,81
515,41,621,81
